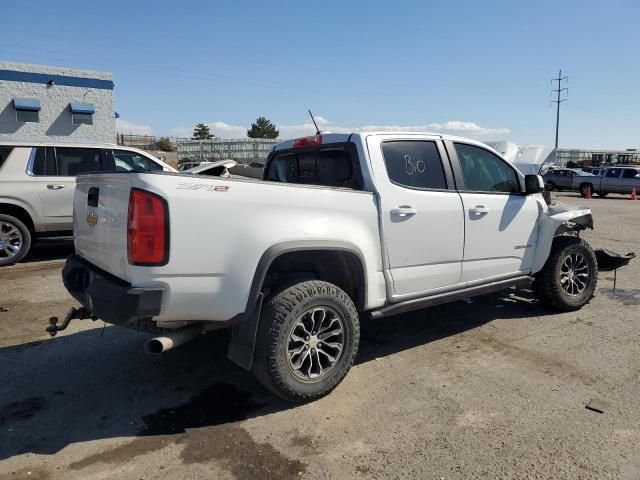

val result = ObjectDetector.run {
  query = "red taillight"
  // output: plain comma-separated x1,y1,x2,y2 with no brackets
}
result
293,135,323,149
127,189,169,265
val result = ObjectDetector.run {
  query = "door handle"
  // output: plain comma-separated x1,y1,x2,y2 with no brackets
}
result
47,184,67,190
469,205,489,216
390,205,418,217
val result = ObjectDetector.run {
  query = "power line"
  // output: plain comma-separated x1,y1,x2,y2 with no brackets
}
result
551,69,568,150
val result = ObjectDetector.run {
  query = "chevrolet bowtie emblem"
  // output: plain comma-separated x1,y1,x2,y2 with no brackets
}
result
86,211,98,227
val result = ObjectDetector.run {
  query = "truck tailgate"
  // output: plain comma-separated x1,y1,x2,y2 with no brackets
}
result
74,174,132,282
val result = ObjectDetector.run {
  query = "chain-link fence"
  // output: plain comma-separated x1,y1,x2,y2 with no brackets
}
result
117,135,283,166
117,134,189,150
176,138,281,164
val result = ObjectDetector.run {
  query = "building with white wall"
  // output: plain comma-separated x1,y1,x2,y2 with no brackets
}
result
0,62,116,143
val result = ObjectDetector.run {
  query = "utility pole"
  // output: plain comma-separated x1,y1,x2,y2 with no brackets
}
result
551,69,568,150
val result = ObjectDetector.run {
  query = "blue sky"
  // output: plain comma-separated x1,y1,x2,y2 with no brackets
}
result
2,0,638,148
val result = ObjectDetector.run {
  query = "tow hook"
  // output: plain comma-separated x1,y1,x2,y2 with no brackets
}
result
46,307,97,337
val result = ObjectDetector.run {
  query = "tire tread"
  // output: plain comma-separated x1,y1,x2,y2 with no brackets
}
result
253,280,360,402
533,236,597,311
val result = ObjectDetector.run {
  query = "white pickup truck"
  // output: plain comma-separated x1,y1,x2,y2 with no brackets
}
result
55,132,598,402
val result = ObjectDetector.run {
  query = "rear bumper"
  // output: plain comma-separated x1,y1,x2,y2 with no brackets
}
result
62,255,163,326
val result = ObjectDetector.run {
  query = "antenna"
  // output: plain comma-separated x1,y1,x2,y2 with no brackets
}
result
308,109,321,135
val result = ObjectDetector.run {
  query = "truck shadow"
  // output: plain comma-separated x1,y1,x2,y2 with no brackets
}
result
0,289,551,462
22,238,75,263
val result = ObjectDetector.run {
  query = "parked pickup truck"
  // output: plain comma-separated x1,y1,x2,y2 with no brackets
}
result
54,132,599,402
572,165,640,198
542,168,597,192
0,142,175,266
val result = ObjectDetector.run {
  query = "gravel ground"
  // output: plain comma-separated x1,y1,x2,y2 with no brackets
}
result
1,192,639,480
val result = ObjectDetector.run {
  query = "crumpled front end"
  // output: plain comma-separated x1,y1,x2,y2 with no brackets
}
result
531,200,594,274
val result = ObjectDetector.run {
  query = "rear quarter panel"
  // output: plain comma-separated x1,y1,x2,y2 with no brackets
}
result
126,174,386,322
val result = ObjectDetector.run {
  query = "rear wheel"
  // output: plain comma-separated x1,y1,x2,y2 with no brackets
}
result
545,181,555,191
252,280,360,402
0,214,31,267
533,236,597,311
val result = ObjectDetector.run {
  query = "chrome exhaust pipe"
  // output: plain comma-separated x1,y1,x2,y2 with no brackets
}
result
144,327,199,355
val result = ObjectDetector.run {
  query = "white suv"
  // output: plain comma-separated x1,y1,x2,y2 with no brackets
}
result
0,142,175,265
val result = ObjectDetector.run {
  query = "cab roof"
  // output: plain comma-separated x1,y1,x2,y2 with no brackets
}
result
272,131,491,151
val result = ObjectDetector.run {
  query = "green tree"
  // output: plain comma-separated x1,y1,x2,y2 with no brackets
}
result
156,137,175,152
192,123,213,140
247,117,279,139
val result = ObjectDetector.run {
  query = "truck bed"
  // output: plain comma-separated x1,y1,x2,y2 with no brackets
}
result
73,172,385,323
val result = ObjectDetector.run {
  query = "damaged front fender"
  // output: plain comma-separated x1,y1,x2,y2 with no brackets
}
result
531,200,594,274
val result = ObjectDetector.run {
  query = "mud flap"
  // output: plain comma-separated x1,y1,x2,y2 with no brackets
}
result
227,293,263,370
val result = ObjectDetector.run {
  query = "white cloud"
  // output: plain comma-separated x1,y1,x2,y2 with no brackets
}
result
116,119,154,136
170,118,509,140
209,121,248,138
424,121,510,137
171,121,248,139
170,126,193,138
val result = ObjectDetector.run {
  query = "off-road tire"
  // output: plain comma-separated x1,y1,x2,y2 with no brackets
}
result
252,280,360,402
0,214,31,267
533,236,598,311
545,181,555,191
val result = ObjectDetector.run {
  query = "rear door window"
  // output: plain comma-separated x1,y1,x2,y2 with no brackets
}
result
622,169,639,179
32,147,57,175
381,140,447,189
606,169,621,178
55,148,103,176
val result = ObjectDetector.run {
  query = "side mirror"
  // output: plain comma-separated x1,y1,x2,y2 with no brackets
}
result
525,174,544,194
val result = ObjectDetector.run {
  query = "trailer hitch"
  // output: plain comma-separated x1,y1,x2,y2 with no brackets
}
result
46,307,97,337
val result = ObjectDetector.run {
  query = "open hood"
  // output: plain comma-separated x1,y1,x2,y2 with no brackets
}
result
485,141,556,176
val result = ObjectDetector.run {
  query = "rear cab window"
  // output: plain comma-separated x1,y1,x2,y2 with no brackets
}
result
622,169,639,179
265,143,362,190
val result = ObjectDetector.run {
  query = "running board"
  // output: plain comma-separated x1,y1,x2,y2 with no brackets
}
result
370,276,533,319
